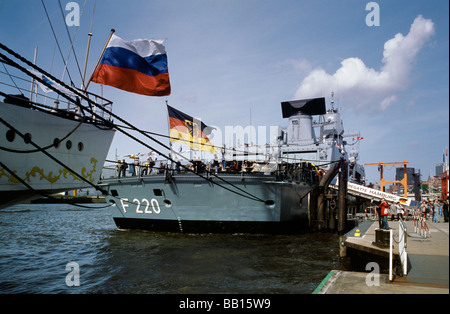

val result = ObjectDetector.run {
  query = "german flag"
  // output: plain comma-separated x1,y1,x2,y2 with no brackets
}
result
167,105,217,154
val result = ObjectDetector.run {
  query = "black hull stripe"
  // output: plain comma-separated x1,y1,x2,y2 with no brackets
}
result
113,217,309,234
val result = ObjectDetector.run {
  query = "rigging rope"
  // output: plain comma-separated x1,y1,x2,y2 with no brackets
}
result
40,0,75,86
0,44,266,203
1,43,344,204
0,116,85,154
0,115,108,195
1,61,21,94
57,0,86,86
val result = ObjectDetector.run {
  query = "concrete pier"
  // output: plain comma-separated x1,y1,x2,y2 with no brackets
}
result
314,217,449,294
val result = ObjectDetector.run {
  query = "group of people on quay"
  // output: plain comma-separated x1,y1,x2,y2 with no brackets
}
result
376,197,449,230
419,198,449,223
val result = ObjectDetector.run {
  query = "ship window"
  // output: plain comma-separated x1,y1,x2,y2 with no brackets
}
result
78,142,84,152
153,189,163,196
66,140,72,150
53,138,61,148
6,130,15,142
111,190,118,197
24,133,32,144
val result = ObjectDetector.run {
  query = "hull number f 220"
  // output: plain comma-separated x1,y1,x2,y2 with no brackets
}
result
119,198,161,214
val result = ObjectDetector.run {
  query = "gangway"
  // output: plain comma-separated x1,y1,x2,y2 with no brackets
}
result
330,179,420,207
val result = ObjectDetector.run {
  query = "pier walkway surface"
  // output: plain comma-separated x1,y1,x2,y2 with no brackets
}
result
314,216,449,294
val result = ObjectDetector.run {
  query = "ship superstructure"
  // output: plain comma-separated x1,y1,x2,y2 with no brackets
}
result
278,97,365,182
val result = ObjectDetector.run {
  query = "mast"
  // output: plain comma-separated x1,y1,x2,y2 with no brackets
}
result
29,46,38,103
81,0,97,89
165,100,173,169
81,32,92,90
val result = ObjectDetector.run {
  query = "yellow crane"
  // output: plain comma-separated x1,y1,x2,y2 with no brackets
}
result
364,160,409,197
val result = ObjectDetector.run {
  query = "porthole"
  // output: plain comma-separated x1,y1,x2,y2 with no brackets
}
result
66,140,72,150
23,133,32,144
53,138,61,148
77,142,84,152
265,200,275,209
6,130,15,142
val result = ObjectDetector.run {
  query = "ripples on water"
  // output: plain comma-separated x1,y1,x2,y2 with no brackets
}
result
0,204,342,294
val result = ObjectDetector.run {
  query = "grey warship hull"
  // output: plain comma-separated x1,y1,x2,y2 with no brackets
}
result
101,172,314,234
99,97,366,234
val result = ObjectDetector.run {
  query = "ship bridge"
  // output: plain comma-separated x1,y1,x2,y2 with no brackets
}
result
277,97,354,174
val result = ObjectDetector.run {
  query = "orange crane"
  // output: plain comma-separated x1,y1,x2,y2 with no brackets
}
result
364,160,409,197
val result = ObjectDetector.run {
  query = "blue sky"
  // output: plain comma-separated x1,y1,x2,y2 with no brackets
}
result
1,0,448,185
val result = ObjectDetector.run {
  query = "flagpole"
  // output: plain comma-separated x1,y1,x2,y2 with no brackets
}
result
83,28,115,91
165,100,173,169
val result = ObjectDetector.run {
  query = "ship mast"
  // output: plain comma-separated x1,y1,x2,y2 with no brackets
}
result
29,46,38,103
81,0,97,89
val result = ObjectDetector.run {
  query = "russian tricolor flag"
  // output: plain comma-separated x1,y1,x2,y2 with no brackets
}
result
92,34,171,96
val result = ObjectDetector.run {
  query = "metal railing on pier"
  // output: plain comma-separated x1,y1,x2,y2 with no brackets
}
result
387,219,408,281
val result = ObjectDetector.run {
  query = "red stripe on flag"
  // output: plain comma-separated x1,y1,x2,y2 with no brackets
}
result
92,64,170,96
168,117,211,140
168,117,186,129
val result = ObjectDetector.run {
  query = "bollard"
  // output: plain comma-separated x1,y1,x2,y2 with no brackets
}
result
339,235,346,258
337,158,348,235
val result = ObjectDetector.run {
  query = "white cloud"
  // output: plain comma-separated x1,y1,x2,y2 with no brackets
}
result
379,95,397,111
294,15,435,112
280,58,312,73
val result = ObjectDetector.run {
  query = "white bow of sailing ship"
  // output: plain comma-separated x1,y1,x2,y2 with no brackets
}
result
0,45,115,209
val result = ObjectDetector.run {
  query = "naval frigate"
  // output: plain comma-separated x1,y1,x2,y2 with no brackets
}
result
99,97,365,233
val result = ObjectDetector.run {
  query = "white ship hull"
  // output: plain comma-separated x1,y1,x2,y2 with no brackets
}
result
0,101,115,208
